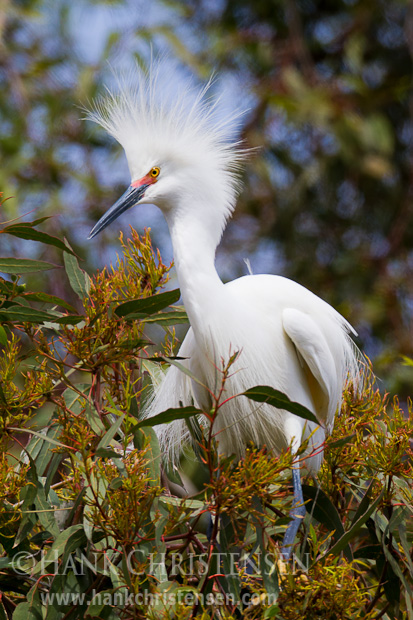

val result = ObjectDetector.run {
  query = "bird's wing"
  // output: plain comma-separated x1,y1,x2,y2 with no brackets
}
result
282,307,338,429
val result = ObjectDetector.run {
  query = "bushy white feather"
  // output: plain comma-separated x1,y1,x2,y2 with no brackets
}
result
86,62,247,236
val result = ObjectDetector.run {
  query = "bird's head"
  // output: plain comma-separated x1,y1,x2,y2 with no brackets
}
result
87,63,247,241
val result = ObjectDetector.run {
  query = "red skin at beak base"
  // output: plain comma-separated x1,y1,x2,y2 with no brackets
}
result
132,174,156,188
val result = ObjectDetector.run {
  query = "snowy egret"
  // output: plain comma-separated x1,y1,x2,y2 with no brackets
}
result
88,63,363,557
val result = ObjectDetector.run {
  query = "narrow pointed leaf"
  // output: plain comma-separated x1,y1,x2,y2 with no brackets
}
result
0,305,80,325
32,524,86,574
302,484,351,561
0,306,59,323
350,479,375,526
136,406,202,429
160,357,207,388
0,324,7,345
143,426,162,487
252,497,280,598
9,427,74,450
64,251,91,299
11,603,38,620
34,486,60,540
3,216,50,227
219,514,242,601
96,412,125,450
319,488,385,561
328,433,356,449
53,314,84,325
0,257,58,274
143,310,189,325
22,292,78,313
29,422,62,477
114,288,181,317
2,224,76,255
243,386,319,425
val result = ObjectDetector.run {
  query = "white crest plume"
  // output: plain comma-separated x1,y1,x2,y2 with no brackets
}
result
86,61,248,228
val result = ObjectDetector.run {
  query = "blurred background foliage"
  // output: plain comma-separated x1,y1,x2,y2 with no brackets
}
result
1,0,412,396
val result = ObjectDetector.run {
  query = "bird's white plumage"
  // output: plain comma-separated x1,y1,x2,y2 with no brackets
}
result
150,274,361,471
88,62,364,473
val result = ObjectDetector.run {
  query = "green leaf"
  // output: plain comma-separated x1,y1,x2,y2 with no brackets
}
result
6,217,50,228
0,324,7,345
160,496,205,511
95,447,122,459
0,257,58,274
114,288,181,317
143,426,162,487
219,513,242,601
33,524,86,574
0,305,80,325
64,251,90,300
45,453,64,496
12,481,38,550
263,605,283,619
12,601,42,620
22,460,60,540
383,541,411,599
2,224,76,255
319,487,385,561
34,486,60,540
87,590,116,618
0,306,58,323
28,422,62,477
53,314,84,325
396,509,413,576
0,382,6,404
96,412,125,451
22,292,78,313
143,310,189,325
328,433,356,449
64,488,87,532
136,406,202,429
9,427,73,450
350,479,375,526
243,386,319,425
252,497,279,599
159,357,207,389
302,484,351,560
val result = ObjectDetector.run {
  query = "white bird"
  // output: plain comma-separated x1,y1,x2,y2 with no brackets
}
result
88,63,363,557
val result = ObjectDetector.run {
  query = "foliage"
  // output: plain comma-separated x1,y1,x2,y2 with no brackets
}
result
1,0,412,398
1,2,413,615
0,227,412,619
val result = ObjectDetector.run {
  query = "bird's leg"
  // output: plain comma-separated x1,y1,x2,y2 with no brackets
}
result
281,464,306,560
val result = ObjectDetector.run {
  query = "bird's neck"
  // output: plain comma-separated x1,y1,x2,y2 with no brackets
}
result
166,211,225,338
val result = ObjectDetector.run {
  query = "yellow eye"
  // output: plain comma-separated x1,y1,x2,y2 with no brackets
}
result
150,166,160,179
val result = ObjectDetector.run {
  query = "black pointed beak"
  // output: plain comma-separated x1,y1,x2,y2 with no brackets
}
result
88,183,149,239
